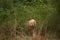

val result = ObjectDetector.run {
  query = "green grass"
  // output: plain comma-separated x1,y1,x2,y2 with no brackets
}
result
0,0,59,40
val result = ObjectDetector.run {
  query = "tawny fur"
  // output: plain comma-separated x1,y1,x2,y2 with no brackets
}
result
28,19,36,27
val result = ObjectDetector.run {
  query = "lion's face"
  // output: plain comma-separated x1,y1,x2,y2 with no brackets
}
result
28,19,36,27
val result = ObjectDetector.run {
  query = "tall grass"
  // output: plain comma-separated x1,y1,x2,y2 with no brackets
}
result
0,0,59,40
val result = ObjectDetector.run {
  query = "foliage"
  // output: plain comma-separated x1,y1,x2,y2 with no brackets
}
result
0,0,60,39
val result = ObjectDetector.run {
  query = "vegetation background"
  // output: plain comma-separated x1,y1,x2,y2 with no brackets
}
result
0,0,60,40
